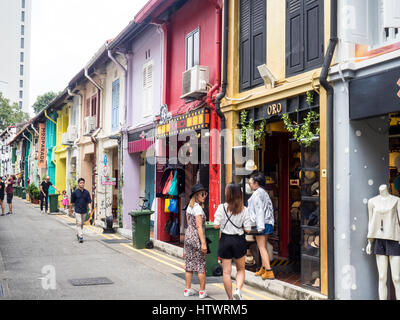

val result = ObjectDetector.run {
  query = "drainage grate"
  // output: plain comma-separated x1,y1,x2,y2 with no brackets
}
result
67,223,76,226
0,284,3,297
172,273,222,284
69,277,114,287
101,239,131,244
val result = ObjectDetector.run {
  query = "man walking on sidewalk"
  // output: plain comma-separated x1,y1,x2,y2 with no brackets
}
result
69,178,92,243
40,176,60,214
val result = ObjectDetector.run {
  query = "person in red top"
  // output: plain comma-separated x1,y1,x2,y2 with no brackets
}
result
5,176,16,215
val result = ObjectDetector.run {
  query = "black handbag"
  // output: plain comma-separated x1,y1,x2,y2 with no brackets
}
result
164,219,173,233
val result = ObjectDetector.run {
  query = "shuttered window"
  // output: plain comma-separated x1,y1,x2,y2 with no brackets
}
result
111,79,120,132
186,28,200,70
142,60,154,118
286,0,324,77
239,0,266,92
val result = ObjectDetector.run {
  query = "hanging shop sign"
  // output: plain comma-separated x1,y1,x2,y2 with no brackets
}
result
350,66,400,120
156,108,210,138
247,100,287,122
128,126,156,154
38,123,47,169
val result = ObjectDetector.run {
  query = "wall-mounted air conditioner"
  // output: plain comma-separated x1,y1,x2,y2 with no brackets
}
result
84,116,96,136
180,65,209,100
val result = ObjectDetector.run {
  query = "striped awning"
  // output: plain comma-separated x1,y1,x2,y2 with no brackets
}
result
128,137,155,154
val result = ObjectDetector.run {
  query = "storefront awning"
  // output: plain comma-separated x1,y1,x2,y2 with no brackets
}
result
128,125,156,154
156,107,210,138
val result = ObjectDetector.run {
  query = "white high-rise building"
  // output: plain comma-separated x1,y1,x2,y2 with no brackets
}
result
0,0,32,114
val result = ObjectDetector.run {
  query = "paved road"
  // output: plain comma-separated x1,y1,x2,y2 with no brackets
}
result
0,197,281,300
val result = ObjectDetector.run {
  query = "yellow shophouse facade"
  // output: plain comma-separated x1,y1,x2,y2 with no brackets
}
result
222,0,333,297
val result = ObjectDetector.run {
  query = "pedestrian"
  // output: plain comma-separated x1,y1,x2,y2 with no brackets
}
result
248,172,275,280
213,183,252,300
5,176,15,215
69,178,92,243
183,183,208,299
0,177,5,216
61,190,69,209
40,176,60,214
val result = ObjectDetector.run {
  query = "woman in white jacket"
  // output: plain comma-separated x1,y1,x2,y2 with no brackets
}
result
248,172,275,280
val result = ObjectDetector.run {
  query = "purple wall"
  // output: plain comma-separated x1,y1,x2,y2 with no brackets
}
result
122,24,163,229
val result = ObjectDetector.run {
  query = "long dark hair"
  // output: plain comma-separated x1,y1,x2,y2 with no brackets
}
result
250,172,268,191
225,183,244,215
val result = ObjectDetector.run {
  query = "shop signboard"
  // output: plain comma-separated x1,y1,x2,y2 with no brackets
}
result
38,123,47,169
128,126,156,154
350,66,400,120
156,108,210,138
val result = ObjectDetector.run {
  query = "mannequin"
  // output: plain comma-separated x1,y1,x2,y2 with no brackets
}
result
366,184,400,300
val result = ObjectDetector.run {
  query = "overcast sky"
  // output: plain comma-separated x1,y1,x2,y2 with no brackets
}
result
29,0,149,113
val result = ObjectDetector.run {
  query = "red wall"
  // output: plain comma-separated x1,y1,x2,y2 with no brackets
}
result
166,0,218,115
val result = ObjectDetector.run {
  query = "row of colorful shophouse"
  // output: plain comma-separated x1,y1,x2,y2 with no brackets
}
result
3,0,400,300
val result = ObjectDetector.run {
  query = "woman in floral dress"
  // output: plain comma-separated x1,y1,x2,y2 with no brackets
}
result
183,184,208,299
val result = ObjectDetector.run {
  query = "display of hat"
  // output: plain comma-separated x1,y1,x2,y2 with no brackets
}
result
304,171,316,184
189,183,207,199
245,255,256,265
291,201,301,208
245,159,257,172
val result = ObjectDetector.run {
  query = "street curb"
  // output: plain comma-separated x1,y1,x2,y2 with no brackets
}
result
116,228,327,301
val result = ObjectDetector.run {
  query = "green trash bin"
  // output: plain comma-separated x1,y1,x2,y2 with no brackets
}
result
48,194,59,213
205,221,221,277
129,210,153,249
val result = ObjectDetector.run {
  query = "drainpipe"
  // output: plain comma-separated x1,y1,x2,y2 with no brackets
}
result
44,109,57,125
22,132,32,144
214,0,229,202
67,88,82,147
30,124,39,136
319,0,338,301
84,68,103,222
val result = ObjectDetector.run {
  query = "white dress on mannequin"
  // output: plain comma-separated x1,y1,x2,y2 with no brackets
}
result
366,184,400,300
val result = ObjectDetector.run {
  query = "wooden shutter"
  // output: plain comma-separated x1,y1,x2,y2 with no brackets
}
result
240,0,251,91
142,61,154,118
240,0,266,91
85,98,90,117
304,0,324,70
91,95,97,117
112,79,120,132
286,0,304,75
251,0,266,86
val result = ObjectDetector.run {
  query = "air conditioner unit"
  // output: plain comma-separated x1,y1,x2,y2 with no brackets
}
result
180,65,209,100
68,125,78,141
84,116,96,136
61,133,71,146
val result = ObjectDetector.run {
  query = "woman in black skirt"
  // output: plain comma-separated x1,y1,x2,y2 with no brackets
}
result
214,183,251,300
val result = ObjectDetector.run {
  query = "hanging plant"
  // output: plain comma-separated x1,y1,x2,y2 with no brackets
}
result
306,91,315,106
239,110,266,151
282,111,320,147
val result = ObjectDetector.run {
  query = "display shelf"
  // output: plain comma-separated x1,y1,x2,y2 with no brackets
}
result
301,253,320,262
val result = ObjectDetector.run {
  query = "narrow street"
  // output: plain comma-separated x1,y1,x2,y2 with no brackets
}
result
0,198,281,301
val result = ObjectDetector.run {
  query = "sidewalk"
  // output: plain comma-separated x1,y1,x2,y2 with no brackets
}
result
117,228,327,301
55,206,326,300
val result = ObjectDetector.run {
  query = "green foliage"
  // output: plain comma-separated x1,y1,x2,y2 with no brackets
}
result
67,178,77,192
27,183,40,200
32,91,60,115
282,111,320,147
239,110,266,151
0,92,29,131
306,91,315,106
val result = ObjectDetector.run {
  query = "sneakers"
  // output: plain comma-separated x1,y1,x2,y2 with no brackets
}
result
199,290,207,299
77,235,83,243
255,266,266,277
261,269,275,280
183,288,195,297
233,288,243,300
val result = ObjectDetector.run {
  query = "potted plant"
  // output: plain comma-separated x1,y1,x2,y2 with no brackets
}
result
32,186,40,205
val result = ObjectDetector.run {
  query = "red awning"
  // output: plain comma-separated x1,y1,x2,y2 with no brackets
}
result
128,137,155,154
